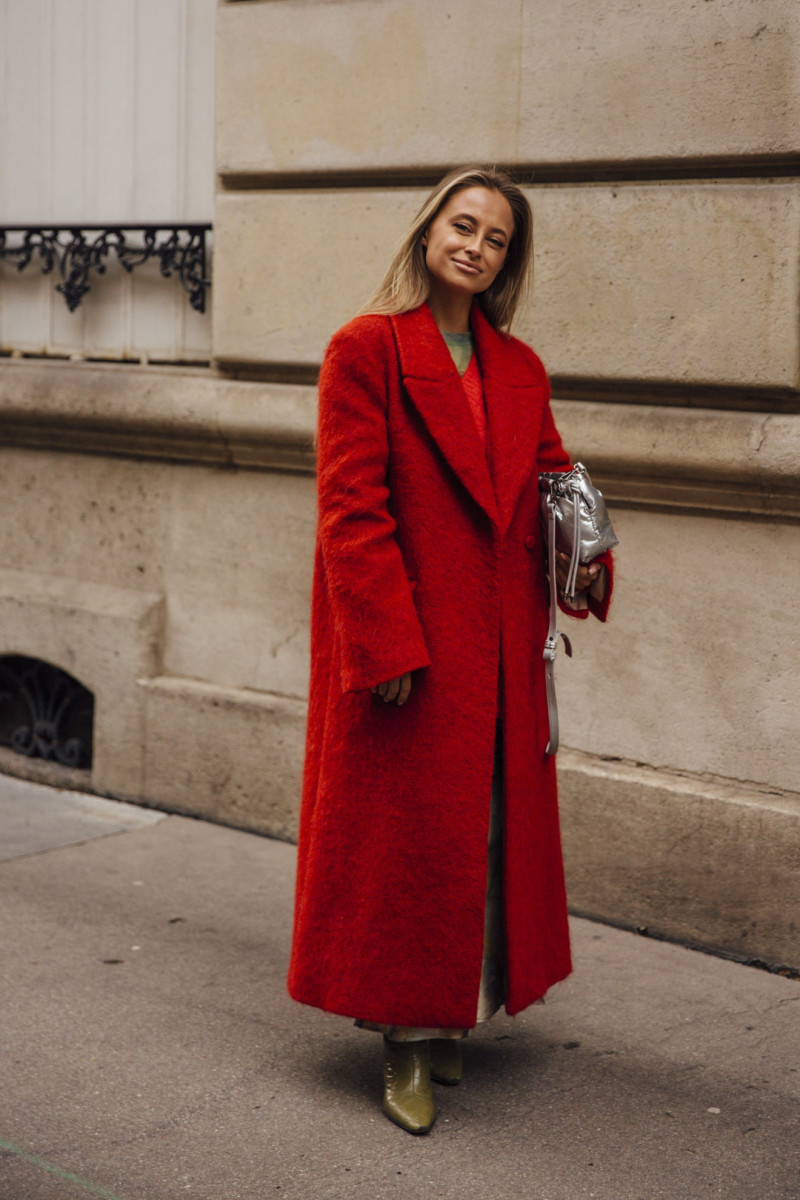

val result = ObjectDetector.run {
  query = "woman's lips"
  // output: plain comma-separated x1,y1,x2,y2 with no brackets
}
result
453,259,481,275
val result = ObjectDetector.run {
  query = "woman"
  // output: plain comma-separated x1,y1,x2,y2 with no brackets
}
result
287,166,613,1134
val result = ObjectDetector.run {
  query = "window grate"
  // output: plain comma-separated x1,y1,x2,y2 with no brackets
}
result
0,224,211,313
0,656,94,769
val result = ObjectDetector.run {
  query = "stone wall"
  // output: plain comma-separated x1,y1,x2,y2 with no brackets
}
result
0,359,314,840
211,0,800,967
0,0,797,968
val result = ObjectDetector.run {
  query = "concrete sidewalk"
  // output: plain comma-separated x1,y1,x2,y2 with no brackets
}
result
0,780,798,1200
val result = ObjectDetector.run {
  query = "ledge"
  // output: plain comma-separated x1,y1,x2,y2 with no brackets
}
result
138,675,306,841
552,399,800,518
1,358,799,515
0,358,316,472
558,748,800,970
218,154,800,191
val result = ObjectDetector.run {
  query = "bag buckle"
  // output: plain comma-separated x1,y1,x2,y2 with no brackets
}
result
544,631,573,663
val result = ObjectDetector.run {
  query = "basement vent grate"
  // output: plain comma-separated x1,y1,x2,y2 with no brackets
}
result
0,656,94,768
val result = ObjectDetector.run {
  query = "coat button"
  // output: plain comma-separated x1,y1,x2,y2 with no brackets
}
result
524,535,536,551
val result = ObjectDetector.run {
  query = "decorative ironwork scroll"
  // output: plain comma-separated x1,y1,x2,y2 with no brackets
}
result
0,224,211,313
0,656,94,768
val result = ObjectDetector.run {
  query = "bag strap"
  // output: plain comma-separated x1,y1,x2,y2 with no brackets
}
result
543,492,572,756
565,488,581,599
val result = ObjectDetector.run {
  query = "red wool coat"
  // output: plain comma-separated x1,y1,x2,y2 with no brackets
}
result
288,302,612,1028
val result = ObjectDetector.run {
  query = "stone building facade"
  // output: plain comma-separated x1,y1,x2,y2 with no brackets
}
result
1,0,798,968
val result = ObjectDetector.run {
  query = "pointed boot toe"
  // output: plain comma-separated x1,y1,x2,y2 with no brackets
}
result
382,1038,435,1134
430,1037,463,1086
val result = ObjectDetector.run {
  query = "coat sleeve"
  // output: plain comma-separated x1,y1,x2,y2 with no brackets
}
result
529,347,614,624
315,321,432,693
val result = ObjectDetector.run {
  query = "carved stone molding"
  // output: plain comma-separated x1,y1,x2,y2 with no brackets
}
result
0,358,799,517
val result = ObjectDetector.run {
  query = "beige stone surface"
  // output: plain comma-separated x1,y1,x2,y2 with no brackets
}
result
139,675,305,839
0,358,316,471
217,0,800,174
211,189,415,366
0,569,164,798
527,182,800,387
162,467,315,697
212,183,800,388
0,445,315,702
517,0,800,165
216,0,523,176
552,400,800,518
558,750,800,969
0,447,173,595
5,362,800,516
555,505,800,793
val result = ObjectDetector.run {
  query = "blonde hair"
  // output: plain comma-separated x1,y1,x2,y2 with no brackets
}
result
360,166,533,330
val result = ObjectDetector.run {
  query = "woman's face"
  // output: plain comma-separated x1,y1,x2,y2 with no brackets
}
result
421,186,514,303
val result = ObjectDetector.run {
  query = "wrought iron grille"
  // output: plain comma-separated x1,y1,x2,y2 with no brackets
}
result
0,656,94,768
0,224,211,313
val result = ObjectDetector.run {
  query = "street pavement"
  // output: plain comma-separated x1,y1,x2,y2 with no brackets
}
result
0,777,798,1200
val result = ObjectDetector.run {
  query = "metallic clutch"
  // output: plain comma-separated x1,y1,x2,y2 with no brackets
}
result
539,463,618,600
538,463,618,755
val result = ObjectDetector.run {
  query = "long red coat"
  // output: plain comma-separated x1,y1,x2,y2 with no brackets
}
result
288,302,612,1028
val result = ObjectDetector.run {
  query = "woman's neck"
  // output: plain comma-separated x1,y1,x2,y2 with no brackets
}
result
426,291,473,335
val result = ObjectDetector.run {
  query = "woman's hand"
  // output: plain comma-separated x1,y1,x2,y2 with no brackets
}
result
555,551,604,596
371,673,412,706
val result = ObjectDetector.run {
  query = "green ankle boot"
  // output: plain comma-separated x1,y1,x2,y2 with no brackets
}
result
382,1037,435,1134
430,1038,463,1086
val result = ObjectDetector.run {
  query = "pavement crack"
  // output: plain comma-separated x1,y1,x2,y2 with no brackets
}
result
761,995,800,1012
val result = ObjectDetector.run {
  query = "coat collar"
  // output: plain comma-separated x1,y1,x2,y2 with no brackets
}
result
389,303,545,535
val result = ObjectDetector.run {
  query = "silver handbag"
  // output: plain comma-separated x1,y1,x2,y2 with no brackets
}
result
538,463,618,755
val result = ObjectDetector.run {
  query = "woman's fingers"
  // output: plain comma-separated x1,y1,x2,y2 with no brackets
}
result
372,673,412,705
396,673,412,706
555,551,600,592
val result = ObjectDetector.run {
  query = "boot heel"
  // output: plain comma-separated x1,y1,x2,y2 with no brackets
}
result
382,1038,435,1134
430,1037,462,1086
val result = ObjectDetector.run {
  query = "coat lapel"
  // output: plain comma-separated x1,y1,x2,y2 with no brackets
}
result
471,306,545,538
390,307,499,526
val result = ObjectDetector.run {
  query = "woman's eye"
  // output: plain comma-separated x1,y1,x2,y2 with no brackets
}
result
453,222,471,233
